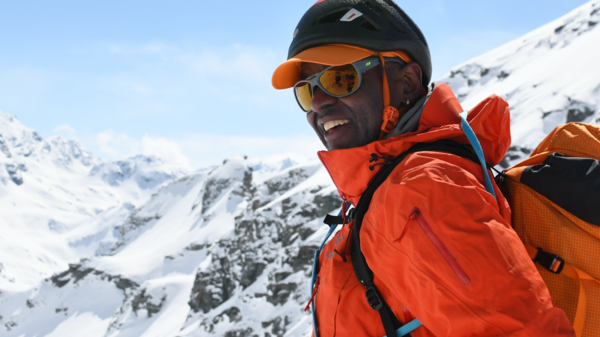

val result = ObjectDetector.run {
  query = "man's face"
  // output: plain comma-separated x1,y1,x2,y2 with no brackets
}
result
301,62,384,151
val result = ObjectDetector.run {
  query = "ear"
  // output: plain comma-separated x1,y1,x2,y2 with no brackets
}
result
388,62,423,108
401,62,423,96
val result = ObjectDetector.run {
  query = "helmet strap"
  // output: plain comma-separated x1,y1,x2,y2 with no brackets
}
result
378,53,406,140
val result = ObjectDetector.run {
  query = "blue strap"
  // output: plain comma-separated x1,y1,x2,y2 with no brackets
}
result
396,318,422,337
382,318,422,337
459,112,497,201
310,202,349,337
310,248,321,337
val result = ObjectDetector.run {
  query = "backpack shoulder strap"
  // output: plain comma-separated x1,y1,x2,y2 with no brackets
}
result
350,139,481,337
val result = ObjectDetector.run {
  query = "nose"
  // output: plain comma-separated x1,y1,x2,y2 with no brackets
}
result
311,87,337,112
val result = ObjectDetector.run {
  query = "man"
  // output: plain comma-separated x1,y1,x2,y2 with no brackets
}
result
272,0,574,336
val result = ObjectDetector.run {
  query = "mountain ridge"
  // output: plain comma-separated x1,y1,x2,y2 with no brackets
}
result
439,0,600,167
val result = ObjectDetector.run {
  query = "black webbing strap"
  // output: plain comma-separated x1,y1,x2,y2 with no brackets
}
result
365,283,402,337
323,215,345,226
350,140,481,336
323,207,356,227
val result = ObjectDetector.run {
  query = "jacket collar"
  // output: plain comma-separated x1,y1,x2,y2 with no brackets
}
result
317,83,511,206
384,84,433,138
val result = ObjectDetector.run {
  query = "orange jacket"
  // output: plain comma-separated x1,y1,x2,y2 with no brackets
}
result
312,84,574,337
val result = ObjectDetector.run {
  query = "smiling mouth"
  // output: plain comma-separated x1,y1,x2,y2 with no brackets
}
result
324,119,350,132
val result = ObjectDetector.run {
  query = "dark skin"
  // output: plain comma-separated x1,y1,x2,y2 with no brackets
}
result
301,61,423,150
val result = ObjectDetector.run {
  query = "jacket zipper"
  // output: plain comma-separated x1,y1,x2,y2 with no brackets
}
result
305,276,320,312
396,207,471,285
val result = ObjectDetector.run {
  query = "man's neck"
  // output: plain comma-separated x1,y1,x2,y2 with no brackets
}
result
384,83,435,139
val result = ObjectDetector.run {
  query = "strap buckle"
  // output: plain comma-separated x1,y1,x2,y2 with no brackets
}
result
365,287,383,310
380,106,399,134
534,247,565,274
347,207,356,223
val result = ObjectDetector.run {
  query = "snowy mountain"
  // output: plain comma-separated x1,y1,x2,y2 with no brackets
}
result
2,1,600,336
0,110,188,291
439,0,600,167
0,110,338,336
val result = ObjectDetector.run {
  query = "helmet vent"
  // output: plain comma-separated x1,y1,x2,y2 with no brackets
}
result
379,0,428,46
314,8,349,24
359,18,379,31
363,1,406,34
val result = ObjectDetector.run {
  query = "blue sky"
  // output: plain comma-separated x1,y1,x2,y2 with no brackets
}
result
0,0,590,169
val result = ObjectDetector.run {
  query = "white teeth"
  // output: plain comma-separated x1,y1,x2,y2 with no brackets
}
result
324,119,350,132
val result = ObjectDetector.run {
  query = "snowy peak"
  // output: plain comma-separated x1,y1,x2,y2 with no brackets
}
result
545,1,599,45
0,110,187,195
46,136,98,168
208,156,251,182
440,0,600,166
0,110,190,292
0,110,44,159
0,111,98,172
443,0,600,99
90,154,188,190
0,111,102,188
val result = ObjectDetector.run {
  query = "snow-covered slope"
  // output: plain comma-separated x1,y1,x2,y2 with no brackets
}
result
0,110,188,292
440,0,600,166
0,136,338,336
2,1,600,336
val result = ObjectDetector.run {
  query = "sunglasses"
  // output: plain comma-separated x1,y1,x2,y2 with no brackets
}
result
293,57,406,113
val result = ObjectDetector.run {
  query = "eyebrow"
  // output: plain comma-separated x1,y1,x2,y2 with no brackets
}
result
299,64,311,80
299,72,310,80
299,64,328,81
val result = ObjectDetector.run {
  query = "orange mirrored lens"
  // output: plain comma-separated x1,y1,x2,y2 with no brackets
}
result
319,65,359,96
294,82,313,112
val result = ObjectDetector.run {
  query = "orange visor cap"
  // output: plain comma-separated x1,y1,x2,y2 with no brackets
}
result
271,44,412,90
271,44,375,90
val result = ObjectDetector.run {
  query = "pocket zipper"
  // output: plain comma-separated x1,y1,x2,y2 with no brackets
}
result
395,207,471,285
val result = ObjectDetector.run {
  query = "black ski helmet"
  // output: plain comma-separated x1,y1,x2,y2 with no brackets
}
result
289,0,431,87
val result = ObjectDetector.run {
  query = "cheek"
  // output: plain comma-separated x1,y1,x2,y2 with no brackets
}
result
360,83,385,124
346,90,384,124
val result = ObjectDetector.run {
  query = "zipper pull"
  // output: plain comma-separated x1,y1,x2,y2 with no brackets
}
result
304,276,321,312
333,248,348,262
394,209,417,244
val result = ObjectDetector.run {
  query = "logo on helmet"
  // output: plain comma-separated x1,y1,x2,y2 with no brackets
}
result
311,0,327,7
340,8,363,22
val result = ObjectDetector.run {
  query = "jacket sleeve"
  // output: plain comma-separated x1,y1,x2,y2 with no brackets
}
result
360,152,575,337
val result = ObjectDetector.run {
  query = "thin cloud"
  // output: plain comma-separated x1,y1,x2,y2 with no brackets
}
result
54,124,76,138
96,130,139,158
142,136,191,170
91,129,323,170
177,134,324,169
